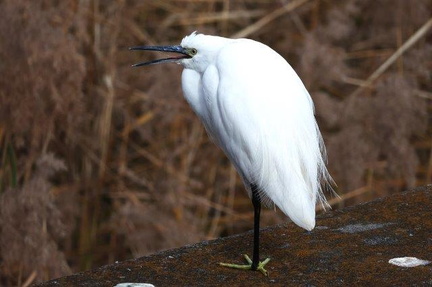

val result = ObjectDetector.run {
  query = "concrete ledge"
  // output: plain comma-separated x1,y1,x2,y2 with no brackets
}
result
37,185,432,286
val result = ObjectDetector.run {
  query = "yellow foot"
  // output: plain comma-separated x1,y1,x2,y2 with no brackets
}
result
219,254,270,276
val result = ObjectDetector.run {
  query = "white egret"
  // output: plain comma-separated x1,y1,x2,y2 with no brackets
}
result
130,32,333,276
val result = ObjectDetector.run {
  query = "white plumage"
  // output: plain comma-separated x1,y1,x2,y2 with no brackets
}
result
179,32,331,231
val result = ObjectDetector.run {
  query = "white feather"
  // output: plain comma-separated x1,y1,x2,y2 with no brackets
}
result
180,33,332,231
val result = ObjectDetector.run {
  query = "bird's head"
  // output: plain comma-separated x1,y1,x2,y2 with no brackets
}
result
130,32,228,73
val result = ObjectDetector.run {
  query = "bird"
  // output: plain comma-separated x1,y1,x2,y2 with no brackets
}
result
130,32,333,276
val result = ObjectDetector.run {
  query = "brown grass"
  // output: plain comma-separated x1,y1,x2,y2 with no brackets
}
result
0,0,431,285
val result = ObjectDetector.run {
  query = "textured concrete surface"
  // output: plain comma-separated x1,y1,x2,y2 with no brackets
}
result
37,185,432,286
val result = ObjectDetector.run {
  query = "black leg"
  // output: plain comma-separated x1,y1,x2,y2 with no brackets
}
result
219,183,270,276
250,183,261,270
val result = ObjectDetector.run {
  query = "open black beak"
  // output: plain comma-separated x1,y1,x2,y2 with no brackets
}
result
129,45,191,67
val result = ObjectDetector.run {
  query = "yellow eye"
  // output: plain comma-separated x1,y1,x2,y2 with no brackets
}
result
190,48,198,55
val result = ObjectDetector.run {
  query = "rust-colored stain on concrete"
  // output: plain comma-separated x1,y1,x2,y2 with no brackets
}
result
37,186,432,286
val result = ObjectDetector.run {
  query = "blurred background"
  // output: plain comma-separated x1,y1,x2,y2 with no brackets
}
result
0,0,431,285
